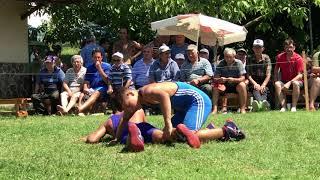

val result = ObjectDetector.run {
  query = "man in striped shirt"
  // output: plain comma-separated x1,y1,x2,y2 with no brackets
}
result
107,52,134,95
132,46,155,89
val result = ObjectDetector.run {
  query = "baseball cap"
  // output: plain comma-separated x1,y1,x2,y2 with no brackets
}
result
44,55,57,63
158,44,170,53
237,48,247,54
112,52,124,59
175,53,185,60
200,48,209,54
187,44,198,51
253,39,264,47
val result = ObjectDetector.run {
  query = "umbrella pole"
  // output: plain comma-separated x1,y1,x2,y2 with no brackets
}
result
213,40,219,64
196,28,200,48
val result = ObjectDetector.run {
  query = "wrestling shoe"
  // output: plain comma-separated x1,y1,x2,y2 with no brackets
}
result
128,123,144,152
176,124,201,149
222,119,246,141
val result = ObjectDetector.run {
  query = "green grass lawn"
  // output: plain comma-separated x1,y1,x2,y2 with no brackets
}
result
1,111,320,179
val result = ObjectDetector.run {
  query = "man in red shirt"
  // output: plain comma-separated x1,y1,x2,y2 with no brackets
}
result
274,39,304,112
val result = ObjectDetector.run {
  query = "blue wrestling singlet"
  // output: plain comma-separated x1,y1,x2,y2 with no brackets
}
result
171,82,212,130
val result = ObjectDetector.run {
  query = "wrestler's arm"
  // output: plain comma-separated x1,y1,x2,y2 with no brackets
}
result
143,88,172,138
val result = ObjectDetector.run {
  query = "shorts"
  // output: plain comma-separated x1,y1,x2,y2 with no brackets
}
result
171,82,212,130
111,114,157,144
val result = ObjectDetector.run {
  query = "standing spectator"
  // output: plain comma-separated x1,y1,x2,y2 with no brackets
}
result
77,48,111,115
247,39,272,111
132,46,155,89
113,27,142,65
57,55,86,115
180,44,213,97
174,53,185,68
81,35,106,67
274,38,304,112
99,38,112,62
147,35,171,59
212,48,247,114
31,55,65,115
149,44,180,83
170,35,189,59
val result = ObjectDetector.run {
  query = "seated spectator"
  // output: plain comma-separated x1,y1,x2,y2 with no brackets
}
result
199,48,210,60
132,46,155,89
212,48,247,114
149,44,180,83
174,53,185,68
76,48,111,115
200,48,216,74
57,55,87,115
274,38,304,112
31,55,65,115
170,35,189,59
309,62,320,111
107,52,134,113
247,39,272,111
180,44,213,97
107,52,134,94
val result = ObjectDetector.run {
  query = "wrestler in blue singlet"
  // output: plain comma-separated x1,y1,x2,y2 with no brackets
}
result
171,82,212,130
110,114,157,144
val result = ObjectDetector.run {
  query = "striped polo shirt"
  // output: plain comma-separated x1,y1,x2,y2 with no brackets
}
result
132,58,155,87
63,66,87,92
109,63,134,89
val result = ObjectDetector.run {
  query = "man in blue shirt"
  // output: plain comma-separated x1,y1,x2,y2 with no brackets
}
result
81,35,107,67
149,44,180,83
31,55,65,115
77,48,111,114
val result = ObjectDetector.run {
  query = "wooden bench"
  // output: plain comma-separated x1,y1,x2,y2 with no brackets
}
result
218,93,252,111
0,98,31,117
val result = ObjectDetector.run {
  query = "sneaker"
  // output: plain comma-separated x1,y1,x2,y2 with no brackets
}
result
291,107,297,112
206,122,215,129
222,119,245,141
261,100,270,111
252,100,260,112
280,107,286,112
176,124,201,148
128,123,144,152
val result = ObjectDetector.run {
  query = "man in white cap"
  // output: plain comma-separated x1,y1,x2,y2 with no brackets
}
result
246,39,272,111
174,53,185,68
107,52,134,94
149,44,180,83
199,48,210,60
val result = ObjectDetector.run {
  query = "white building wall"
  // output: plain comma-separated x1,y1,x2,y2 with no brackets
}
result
0,1,28,63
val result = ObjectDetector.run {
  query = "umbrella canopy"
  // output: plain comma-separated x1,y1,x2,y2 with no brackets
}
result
151,14,248,46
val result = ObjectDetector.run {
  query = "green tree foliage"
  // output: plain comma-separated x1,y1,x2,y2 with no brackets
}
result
41,0,320,49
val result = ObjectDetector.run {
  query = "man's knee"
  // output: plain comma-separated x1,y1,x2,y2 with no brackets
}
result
236,82,246,91
291,81,301,89
274,81,283,88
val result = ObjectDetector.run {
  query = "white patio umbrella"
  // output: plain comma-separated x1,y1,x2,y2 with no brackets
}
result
151,13,248,46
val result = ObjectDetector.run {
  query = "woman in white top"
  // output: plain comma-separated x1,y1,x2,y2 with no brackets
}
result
57,55,87,115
